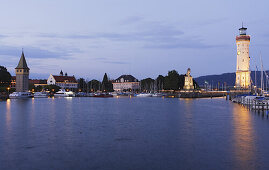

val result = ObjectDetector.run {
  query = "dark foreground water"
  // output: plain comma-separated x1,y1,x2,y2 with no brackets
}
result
0,97,269,170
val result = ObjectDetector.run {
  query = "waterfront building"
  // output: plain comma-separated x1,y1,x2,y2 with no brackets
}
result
235,25,251,88
112,75,140,92
29,79,47,87
11,77,47,89
10,76,16,89
15,51,30,92
47,71,78,90
183,68,194,90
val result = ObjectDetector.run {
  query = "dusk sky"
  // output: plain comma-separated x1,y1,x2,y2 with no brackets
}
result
0,0,268,80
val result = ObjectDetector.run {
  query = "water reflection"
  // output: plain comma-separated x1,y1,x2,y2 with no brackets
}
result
232,104,256,169
5,99,11,131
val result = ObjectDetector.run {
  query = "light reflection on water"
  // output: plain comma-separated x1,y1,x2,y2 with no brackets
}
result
5,99,11,131
232,104,257,169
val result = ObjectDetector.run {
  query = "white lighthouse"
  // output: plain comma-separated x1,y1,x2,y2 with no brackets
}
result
235,25,251,89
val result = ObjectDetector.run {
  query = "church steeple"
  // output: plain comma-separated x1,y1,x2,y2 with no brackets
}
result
16,51,29,69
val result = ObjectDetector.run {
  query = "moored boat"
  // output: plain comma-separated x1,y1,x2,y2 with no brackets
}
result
152,93,164,97
93,93,113,98
54,89,75,97
34,92,49,98
136,93,152,97
9,92,32,99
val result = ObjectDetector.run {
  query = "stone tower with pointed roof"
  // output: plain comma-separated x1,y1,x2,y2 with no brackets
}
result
15,51,30,92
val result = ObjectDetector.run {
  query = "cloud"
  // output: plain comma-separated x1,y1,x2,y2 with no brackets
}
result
103,61,129,65
35,20,224,50
93,57,129,65
195,17,228,26
0,45,73,59
119,16,144,25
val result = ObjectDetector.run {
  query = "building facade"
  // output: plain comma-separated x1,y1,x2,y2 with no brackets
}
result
11,77,47,89
112,75,140,91
235,26,251,89
183,68,194,90
47,71,78,89
15,51,29,92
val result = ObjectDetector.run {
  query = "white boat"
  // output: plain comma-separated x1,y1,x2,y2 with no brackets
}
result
136,93,152,97
152,93,163,97
34,92,49,98
9,92,32,99
54,89,75,97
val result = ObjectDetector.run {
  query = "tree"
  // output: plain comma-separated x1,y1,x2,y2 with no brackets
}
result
101,73,113,92
88,79,101,92
164,70,181,90
78,78,87,92
0,66,11,87
178,74,185,89
44,85,61,93
193,80,200,89
156,75,165,91
140,78,154,92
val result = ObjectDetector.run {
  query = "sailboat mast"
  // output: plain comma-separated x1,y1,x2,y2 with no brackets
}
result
255,65,257,95
260,54,263,95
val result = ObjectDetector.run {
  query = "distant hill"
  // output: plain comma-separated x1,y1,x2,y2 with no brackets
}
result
194,71,269,87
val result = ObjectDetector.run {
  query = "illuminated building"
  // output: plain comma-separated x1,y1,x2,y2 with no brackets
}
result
112,75,140,91
183,68,194,90
47,71,78,90
235,25,251,88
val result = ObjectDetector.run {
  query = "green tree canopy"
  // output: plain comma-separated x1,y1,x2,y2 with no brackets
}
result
156,75,165,91
101,73,113,92
78,78,87,92
88,79,101,92
0,66,11,87
44,85,61,93
141,78,154,92
164,70,181,90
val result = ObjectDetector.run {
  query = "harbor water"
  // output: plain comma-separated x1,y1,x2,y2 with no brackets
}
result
0,97,269,170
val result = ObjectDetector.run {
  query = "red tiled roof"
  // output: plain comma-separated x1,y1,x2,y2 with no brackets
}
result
53,75,77,83
29,79,47,84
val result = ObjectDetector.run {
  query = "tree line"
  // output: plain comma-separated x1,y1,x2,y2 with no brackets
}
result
140,70,199,92
77,73,113,92
0,65,198,93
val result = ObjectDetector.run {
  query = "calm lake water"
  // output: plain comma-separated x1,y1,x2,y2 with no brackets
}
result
0,97,269,170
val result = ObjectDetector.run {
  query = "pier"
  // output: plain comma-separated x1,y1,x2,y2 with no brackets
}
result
231,93,269,117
